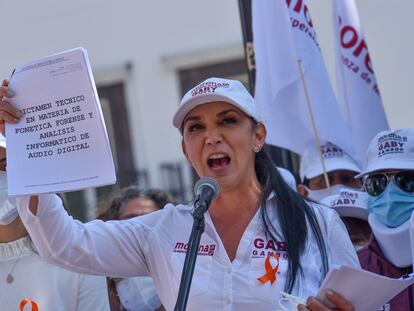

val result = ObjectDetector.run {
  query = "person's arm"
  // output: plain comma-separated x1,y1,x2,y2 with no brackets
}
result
2,78,155,277
17,193,160,277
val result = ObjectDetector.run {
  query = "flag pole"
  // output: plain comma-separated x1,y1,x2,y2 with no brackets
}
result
297,59,331,189
238,0,256,94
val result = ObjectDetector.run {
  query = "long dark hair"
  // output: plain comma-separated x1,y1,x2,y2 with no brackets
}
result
255,146,329,293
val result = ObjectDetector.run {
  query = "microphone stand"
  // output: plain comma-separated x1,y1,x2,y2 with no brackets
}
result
174,198,206,311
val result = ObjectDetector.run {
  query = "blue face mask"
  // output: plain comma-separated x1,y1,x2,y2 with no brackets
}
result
368,181,414,228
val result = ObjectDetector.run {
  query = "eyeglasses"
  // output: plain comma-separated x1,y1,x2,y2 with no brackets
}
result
364,171,414,197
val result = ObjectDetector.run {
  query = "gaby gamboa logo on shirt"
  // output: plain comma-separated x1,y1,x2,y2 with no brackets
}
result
252,238,288,260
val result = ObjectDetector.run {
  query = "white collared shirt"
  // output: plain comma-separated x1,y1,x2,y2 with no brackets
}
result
17,194,359,310
0,235,109,311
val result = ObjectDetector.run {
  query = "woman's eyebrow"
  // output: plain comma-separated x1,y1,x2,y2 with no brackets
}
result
183,108,240,126
183,115,201,127
217,109,241,117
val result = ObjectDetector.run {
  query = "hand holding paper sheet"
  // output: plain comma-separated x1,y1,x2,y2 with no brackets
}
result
316,265,414,311
6,47,116,195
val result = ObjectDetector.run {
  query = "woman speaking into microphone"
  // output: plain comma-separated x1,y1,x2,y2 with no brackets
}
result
0,77,358,310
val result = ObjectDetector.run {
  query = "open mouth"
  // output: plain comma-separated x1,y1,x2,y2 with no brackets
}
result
207,153,231,170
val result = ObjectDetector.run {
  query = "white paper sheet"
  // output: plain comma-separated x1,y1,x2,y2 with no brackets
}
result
316,265,414,311
6,47,116,195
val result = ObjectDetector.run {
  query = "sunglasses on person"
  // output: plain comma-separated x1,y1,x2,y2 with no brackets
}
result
364,171,414,197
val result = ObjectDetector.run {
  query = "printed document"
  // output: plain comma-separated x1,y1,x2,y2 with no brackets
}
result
316,265,414,311
6,47,116,195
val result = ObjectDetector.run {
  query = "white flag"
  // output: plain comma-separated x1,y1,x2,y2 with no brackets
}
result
333,0,389,166
253,0,359,164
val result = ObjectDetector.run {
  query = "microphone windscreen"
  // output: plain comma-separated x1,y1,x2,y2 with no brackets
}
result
194,177,220,199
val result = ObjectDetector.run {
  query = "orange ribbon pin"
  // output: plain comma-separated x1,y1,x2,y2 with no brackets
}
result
257,253,280,285
20,298,39,311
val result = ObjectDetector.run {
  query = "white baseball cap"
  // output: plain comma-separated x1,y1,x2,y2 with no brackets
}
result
321,189,368,220
356,129,414,178
172,77,262,129
0,134,5,149
299,142,361,181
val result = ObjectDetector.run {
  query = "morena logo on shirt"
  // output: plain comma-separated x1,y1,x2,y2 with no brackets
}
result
173,241,216,256
252,238,288,259
376,133,407,157
191,82,230,97
321,142,344,159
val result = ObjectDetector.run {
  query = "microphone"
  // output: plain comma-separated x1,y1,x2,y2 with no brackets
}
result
175,177,220,310
193,177,220,214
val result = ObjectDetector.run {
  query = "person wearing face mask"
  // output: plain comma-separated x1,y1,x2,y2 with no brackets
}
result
0,130,110,310
98,186,173,311
297,143,373,252
321,189,371,251
356,129,414,310
297,142,363,202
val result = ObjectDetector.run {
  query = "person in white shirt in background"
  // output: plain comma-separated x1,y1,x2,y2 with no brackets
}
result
297,142,362,202
321,189,371,251
1,77,359,310
97,186,173,311
0,133,110,310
